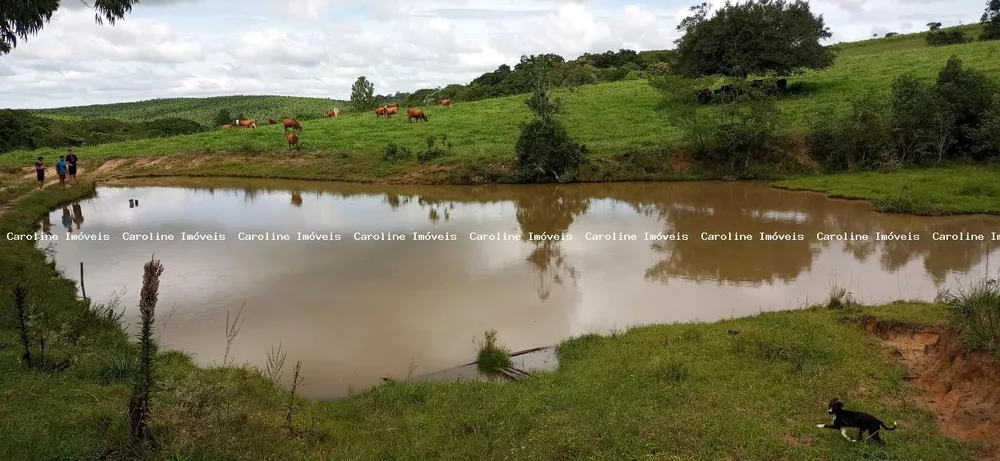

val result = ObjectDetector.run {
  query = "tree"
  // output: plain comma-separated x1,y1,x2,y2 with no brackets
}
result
350,76,376,112
1,0,139,54
982,0,1000,41
515,75,588,183
213,109,233,127
674,0,834,79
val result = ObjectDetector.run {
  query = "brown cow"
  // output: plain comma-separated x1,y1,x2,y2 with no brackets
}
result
283,118,302,132
386,102,399,109
268,118,277,125
385,105,399,117
324,108,340,118
286,133,299,150
375,107,387,118
220,124,232,130
407,108,428,122
440,99,452,107
235,119,257,129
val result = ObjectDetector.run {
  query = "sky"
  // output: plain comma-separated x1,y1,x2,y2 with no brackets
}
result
0,0,986,109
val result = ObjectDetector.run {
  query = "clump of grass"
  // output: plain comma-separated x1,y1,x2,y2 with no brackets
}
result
100,354,140,384
678,327,702,342
825,283,855,310
938,278,1000,355
475,329,512,373
654,358,690,382
383,143,412,162
417,135,453,163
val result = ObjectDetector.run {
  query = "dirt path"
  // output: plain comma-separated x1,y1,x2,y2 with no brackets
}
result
870,321,1000,460
1,167,89,217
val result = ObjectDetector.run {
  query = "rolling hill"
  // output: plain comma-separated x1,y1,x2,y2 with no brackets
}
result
30,95,347,127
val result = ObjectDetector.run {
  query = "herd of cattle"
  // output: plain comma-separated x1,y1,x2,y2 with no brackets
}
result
218,99,453,149
695,78,788,104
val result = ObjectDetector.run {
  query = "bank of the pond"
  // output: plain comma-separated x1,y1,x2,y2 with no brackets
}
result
774,165,1000,216
0,186,991,460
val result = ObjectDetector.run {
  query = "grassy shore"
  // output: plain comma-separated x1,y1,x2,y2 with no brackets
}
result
774,165,1000,215
0,186,986,460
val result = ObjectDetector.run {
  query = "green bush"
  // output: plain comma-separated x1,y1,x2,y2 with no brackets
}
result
516,120,588,182
475,330,512,373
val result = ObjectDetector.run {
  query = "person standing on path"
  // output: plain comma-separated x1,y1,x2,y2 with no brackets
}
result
66,150,79,183
55,156,68,187
34,157,45,189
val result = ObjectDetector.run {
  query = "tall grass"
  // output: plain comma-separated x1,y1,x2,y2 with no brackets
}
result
128,257,164,448
938,278,1000,355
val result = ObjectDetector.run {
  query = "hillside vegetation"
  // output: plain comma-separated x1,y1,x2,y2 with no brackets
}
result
32,95,348,127
831,24,984,56
2,39,999,181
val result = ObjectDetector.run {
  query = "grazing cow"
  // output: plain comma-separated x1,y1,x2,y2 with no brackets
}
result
287,133,299,150
440,98,452,107
375,107,388,117
324,108,340,118
268,118,277,125
776,78,788,91
385,105,399,117
407,108,428,123
221,124,232,130
283,118,302,132
235,119,258,129
695,89,712,105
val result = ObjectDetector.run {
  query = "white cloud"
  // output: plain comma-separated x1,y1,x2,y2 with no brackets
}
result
0,0,987,108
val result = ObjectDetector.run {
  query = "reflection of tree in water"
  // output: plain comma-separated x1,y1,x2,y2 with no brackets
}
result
877,221,992,285
243,187,262,204
645,202,820,285
290,191,303,207
630,185,822,286
514,188,589,300
385,193,414,210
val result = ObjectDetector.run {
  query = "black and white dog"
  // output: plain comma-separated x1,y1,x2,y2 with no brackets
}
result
817,398,897,444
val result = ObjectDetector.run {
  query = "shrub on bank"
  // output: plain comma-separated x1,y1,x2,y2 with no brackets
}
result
515,84,589,183
811,55,999,171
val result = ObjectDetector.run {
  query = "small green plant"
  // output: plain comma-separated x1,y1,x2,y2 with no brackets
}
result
12,282,32,366
264,343,288,385
654,358,690,382
286,361,305,437
475,329,512,372
938,278,1000,355
383,143,412,162
416,135,453,163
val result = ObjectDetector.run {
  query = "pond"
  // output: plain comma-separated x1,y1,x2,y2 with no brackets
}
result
38,177,1000,399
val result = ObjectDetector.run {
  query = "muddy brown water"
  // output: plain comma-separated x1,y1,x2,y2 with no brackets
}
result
33,177,1000,399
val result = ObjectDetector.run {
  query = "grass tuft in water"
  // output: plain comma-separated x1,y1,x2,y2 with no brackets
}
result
475,329,512,373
